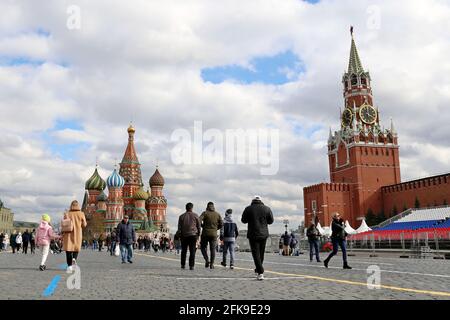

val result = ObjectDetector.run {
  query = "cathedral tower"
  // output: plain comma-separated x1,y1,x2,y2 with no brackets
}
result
119,124,143,217
146,167,168,230
105,166,125,231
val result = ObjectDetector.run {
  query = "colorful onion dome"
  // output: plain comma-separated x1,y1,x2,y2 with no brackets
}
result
149,168,165,187
133,187,149,200
97,191,108,202
85,168,106,191
107,168,125,188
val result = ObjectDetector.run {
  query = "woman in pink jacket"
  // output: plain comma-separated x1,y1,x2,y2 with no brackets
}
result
35,214,56,271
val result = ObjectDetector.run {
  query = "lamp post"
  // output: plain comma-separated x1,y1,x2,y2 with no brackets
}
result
321,204,329,225
283,219,289,233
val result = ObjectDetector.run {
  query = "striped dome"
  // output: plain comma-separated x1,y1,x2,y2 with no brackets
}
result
149,168,165,187
97,191,108,202
85,168,106,191
107,168,125,188
133,187,149,200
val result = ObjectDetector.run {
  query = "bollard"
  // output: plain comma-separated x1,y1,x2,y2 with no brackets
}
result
399,232,408,258
369,233,377,257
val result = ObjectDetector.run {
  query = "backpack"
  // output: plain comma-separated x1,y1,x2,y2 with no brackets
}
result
290,238,298,247
61,215,73,233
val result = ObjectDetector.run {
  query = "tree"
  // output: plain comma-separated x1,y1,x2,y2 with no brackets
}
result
414,196,420,209
377,210,387,224
365,208,377,226
391,205,398,216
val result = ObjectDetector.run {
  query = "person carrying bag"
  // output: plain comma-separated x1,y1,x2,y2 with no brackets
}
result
62,201,87,273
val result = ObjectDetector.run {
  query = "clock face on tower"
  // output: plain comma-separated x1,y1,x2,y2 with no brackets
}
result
359,104,377,124
341,108,353,127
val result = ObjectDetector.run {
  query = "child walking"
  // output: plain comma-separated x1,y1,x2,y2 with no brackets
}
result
35,214,56,271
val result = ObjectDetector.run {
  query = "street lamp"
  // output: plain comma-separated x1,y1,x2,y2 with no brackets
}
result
283,219,289,232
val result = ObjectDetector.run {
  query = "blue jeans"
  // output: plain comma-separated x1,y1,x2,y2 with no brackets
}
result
222,241,235,265
326,238,347,264
120,244,133,262
110,241,116,256
308,239,320,261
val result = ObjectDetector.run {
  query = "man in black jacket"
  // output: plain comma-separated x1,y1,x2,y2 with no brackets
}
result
323,213,352,269
306,222,321,262
241,196,274,280
116,215,136,264
22,230,30,254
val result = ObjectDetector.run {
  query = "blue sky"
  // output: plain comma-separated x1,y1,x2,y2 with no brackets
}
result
201,50,305,85
42,120,89,161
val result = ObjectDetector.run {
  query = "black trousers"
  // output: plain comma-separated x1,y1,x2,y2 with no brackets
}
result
200,235,217,264
22,242,29,254
181,236,198,267
249,238,267,275
66,251,79,266
30,240,35,254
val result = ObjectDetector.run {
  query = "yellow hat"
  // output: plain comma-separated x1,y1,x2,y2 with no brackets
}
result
42,214,51,222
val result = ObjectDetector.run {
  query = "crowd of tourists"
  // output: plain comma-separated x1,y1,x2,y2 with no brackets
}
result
0,196,352,278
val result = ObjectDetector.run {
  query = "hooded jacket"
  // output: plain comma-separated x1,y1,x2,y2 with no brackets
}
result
241,199,274,240
16,233,22,244
200,204,223,238
220,214,239,242
36,221,54,246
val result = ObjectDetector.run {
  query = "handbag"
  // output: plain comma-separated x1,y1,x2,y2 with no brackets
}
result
114,245,120,257
61,215,74,233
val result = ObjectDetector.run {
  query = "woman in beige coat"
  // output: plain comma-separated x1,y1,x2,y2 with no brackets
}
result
63,200,87,272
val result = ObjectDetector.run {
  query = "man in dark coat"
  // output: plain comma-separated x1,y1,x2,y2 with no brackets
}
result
30,229,36,254
199,202,223,269
324,213,352,269
306,222,321,262
22,230,30,254
281,231,291,256
241,196,274,280
177,203,201,270
10,231,17,254
116,215,136,264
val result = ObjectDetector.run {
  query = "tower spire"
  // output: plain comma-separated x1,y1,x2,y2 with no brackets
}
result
390,117,397,136
122,125,139,164
348,27,364,74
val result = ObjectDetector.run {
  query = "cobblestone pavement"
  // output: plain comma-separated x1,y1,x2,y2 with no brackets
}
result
1,249,449,300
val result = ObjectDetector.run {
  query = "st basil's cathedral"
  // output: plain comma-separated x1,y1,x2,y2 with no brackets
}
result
81,124,167,239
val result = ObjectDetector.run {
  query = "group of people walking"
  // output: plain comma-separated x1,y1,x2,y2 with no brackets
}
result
2,229,36,254
279,231,298,256
1,196,352,279
176,196,273,280
306,212,352,269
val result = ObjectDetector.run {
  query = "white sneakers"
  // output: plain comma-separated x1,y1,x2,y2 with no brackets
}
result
66,266,73,273
257,274,264,281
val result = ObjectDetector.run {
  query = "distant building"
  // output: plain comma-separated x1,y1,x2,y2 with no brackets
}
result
13,221,39,234
0,199,14,234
